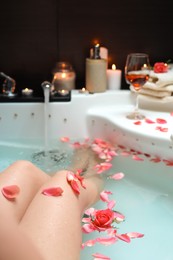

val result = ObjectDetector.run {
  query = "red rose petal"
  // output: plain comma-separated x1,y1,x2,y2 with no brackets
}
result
134,121,142,125
1,185,20,200
156,118,167,124
42,187,64,196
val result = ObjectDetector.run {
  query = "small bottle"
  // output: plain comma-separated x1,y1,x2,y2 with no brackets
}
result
86,44,107,93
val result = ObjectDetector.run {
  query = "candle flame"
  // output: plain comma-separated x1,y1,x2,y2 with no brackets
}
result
25,88,29,91
112,64,116,70
61,73,66,78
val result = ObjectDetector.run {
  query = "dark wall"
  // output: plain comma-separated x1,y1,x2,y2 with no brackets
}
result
0,0,173,95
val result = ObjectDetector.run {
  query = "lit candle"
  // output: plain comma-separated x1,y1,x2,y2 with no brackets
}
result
107,64,122,90
52,71,75,91
78,87,89,94
57,89,69,96
22,88,33,96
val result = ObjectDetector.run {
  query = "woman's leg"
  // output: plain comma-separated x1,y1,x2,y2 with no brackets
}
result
20,149,104,260
0,160,50,224
0,217,44,260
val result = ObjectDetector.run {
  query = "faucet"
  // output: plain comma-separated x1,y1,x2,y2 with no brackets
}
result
41,81,52,103
41,81,52,91
0,72,16,96
41,80,71,101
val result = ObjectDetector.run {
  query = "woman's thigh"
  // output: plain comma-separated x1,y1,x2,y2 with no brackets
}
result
0,160,50,224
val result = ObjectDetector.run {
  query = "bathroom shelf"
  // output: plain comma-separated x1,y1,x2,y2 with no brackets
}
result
0,92,71,102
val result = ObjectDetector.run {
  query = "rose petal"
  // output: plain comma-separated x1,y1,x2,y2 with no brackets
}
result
134,120,142,125
156,118,167,124
96,236,118,245
150,157,161,163
84,207,95,216
115,233,131,243
163,160,173,166
82,223,95,233
126,232,144,239
82,239,97,248
41,187,63,197
1,185,20,199
107,200,116,209
145,118,155,124
160,127,168,132
70,180,80,194
120,151,131,156
132,155,144,161
92,252,111,260
100,190,112,203
94,162,112,174
109,172,124,180
60,136,70,142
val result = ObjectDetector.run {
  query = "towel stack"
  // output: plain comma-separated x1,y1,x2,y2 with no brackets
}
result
130,70,173,112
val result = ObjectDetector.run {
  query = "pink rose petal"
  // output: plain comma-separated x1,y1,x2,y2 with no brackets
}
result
120,151,131,157
107,200,116,210
92,253,111,260
145,118,155,124
94,162,112,174
127,232,144,239
82,239,97,248
60,136,70,142
100,190,112,203
132,155,144,161
115,233,131,243
109,172,124,180
96,236,118,245
82,223,95,233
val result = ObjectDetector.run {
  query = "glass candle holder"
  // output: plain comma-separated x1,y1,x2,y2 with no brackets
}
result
51,62,76,93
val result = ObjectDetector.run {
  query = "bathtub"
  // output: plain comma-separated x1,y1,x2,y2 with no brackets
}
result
0,90,173,260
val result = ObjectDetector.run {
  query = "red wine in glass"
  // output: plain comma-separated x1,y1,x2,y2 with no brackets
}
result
125,53,150,119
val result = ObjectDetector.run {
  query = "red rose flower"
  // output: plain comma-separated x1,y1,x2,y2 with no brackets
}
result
153,62,168,73
92,208,115,231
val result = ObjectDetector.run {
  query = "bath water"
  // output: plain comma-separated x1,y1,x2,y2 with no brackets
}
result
0,139,173,260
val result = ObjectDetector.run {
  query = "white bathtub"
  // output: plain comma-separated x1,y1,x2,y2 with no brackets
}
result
0,90,173,260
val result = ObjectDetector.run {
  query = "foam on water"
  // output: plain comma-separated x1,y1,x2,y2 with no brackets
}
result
0,139,73,173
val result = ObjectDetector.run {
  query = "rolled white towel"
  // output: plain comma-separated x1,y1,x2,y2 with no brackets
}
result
138,94,173,112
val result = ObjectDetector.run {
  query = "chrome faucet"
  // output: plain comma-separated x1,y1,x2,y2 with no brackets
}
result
0,72,16,96
41,81,52,91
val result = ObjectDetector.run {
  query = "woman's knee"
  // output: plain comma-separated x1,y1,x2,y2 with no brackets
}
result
1,160,49,184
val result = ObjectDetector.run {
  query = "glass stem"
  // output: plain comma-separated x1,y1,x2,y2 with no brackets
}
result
135,93,139,112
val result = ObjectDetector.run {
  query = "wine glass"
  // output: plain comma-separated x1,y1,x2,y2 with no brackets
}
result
125,53,150,119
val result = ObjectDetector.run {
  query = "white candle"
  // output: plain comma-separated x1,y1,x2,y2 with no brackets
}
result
107,64,122,90
22,88,33,96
